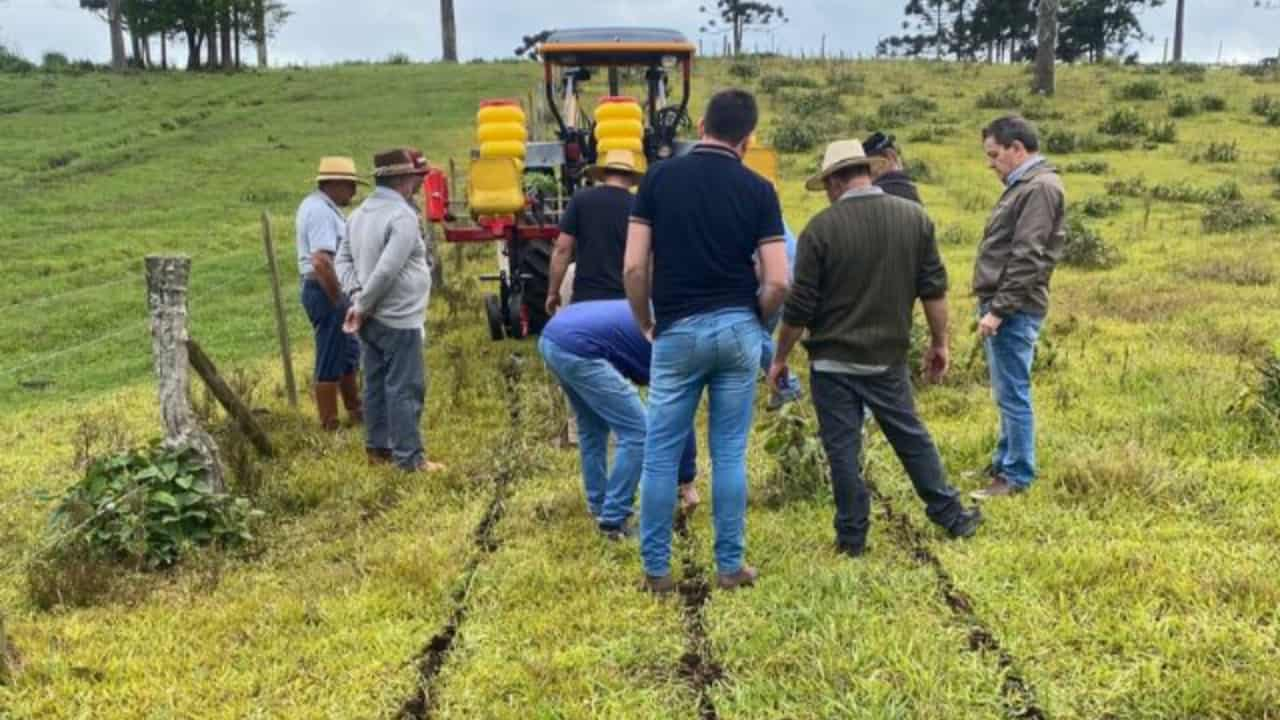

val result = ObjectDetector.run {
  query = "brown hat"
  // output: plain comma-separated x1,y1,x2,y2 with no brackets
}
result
373,147,430,178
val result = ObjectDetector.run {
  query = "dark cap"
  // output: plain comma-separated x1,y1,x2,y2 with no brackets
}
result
862,132,897,157
372,147,429,177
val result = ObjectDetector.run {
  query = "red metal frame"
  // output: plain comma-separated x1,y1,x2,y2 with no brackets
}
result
441,223,558,244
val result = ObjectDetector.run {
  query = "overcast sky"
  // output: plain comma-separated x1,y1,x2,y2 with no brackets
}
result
1,0,1277,66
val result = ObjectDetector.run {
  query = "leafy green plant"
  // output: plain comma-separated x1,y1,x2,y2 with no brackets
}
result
385,52,412,65
41,52,70,72
0,45,35,73
1098,107,1147,135
1064,159,1109,174
1168,94,1199,118
876,95,938,125
727,61,760,80
1269,165,1280,184
907,125,955,143
1199,93,1227,112
771,117,821,153
825,68,865,95
760,72,817,93
1198,141,1239,163
1061,217,1120,269
759,403,828,507
779,88,843,116
1147,119,1177,143
938,225,970,246
46,443,261,569
975,86,1023,109
1105,176,1147,197
1249,95,1276,116
1201,201,1275,233
1115,78,1164,100
1044,127,1078,154
1229,352,1280,448
1080,195,1123,217
903,157,934,183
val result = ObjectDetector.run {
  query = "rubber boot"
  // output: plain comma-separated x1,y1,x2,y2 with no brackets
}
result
338,372,364,425
314,382,340,431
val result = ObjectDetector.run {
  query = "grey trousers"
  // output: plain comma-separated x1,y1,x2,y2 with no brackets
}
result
359,318,426,470
811,366,963,550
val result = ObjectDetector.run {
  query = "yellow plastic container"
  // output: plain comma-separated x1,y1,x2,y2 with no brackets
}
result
594,97,645,171
476,99,526,163
595,101,643,122
597,137,644,154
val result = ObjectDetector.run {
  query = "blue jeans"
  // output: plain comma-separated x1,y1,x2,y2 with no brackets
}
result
983,308,1044,488
540,337,698,527
359,319,426,470
641,308,764,577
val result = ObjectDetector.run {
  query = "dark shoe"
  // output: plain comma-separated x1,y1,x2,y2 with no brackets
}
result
640,574,676,595
716,565,758,591
835,542,867,558
314,382,340,431
598,521,635,542
338,372,363,425
970,477,1024,500
946,507,984,539
366,448,393,466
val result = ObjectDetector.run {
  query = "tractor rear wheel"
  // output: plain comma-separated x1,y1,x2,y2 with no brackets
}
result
515,239,553,335
484,294,505,341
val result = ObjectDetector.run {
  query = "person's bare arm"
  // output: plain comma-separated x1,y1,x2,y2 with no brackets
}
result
921,296,950,382
767,321,805,389
623,221,654,339
546,232,575,315
310,250,342,305
756,240,789,322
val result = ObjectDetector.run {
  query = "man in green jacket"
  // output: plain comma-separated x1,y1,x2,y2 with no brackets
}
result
769,140,982,557
970,115,1066,499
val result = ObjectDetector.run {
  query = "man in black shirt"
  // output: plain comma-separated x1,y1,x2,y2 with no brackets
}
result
546,150,641,315
863,131,923,204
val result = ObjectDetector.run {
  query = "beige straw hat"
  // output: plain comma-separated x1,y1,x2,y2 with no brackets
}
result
804,140,887,191
315,156,367,185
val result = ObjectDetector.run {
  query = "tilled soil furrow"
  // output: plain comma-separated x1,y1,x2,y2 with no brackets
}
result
866,467,1047,720
674,512,723,720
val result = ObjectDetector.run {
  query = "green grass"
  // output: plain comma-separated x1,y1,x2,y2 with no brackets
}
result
3,58,1280,718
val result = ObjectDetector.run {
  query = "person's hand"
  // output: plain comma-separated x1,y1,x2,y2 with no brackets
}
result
977,312,1003,338
922,343,949,383
767,360,789,390
545,292,561,317
641,322,655,343
342,307,364,335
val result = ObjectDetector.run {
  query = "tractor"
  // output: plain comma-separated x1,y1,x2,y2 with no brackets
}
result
423,27,779,340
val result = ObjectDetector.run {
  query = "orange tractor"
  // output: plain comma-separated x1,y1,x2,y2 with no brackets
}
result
423,27,778,340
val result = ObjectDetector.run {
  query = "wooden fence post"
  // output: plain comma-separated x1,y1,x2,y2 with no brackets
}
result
261,211,299,408
187,338,274,458
146,255,226,492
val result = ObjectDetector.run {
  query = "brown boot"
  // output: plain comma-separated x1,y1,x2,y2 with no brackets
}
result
314,382,340,431
338,372,363,425
716,565,759,591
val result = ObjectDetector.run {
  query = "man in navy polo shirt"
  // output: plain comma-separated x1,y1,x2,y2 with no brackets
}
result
538,300,698,540
624,89,790,594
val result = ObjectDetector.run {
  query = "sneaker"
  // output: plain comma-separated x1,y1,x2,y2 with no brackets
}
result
640,574,676,595
969,477,1024,500
946,507,984,539
716,565,759,590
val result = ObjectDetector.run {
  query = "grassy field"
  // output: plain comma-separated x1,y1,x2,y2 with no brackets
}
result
2,56,1279,719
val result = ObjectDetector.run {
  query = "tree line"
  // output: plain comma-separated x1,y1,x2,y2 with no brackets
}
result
80,0,290,71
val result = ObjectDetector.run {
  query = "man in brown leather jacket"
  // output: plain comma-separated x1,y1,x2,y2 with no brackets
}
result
970,115,1065,500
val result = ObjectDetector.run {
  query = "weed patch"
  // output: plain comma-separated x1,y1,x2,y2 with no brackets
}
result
758,403,828,507
975,86,1023,109
1098,107,1147,135
1181,261,1274,287
1080,194,1123,217
1061,217,1121,269
876,95,938,126
770,117,821,153
760,73,817,93
1115,78,1164,100
1196,141,1239,163
1201,201,1274,233
1229,352,1280,449
1064,158,1108,174
1168,94,1199,118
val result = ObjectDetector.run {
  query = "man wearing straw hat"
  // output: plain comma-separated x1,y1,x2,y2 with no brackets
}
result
296,156,365,431
768,140,983,557
336,148,443,473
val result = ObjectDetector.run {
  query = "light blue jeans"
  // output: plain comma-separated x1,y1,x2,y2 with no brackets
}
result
641,308,764,577
540,336,648,528
982,308,1044,488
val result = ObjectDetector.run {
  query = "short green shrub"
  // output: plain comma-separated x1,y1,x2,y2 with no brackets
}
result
1198,141,1239,163
1269,165,1280,184
1166,62,1207,81
1044,128,1078,154
1098,107,1148,135
41,52,70,71
1080,195,1123,218
1064,159,1109,174
771,118,821,153
1168,95,1199,118
0,46,35,73
1249,95,1276,116
760,72,818,93
975,86,1023,109
727,61,760,80
45,443,262,569
1105,176,1148,197
1201,201,1275,233
876,95,938,126
825,68,865,95
1147,119,1178,143
907,125,956,143
1061,217,1121,269
1266,107,1280,127
1199,93,1227,112
385,52,412,65
938,226,970,246
1229,353,1280,448
759,403,828,506
1151,179,1241,203
903,157,934,183
1115,78,1165,100
779,88,843,116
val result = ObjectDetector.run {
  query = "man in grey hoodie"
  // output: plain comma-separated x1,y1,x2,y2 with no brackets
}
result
336,147,443,473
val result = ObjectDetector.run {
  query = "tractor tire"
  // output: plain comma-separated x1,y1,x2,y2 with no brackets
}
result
516,240,553,335
484,294,505,341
